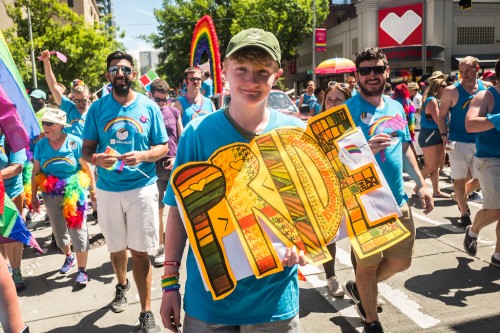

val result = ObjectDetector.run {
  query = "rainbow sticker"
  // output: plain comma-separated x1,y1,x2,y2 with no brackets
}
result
344,144,361,154
189,15,222,94
104,117,143,133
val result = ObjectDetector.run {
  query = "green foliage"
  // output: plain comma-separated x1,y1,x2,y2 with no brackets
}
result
4,0,124,91
148,0,328,85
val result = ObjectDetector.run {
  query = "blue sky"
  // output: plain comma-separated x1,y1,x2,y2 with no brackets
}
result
114,0,162,57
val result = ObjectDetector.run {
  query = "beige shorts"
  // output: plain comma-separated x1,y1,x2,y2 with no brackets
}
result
96,183,159,253
474,157,500,209
355,203,415,267
448,142,477,180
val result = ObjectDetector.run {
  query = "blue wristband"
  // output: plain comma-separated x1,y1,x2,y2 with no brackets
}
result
486,113,500,131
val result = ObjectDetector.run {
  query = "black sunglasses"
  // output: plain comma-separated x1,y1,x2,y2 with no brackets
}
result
357,66,387,76
42,121,55,127
154,97,169,103
73,99,88,104
188,77,202,82
107,65,132,75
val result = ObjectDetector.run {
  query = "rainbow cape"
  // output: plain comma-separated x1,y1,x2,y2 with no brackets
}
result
0,193,42,254
0,31,40,152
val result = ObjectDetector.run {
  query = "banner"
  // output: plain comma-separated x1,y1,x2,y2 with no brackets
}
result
315,28,327,52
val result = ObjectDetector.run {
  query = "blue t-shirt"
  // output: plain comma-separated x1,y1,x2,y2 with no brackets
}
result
309,99,322,116
477,87,500,158
34,134,82,180
449,80,485,143
0,135,27,198
164,109,304,324
201,78,214,97
83,93,168,191
346,94,411,207
60,95,86,137
420,97,439,130
178,95,214,127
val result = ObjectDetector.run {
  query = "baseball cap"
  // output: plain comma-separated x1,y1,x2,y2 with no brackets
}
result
40,108,70,127
30,89,47,100
482,70,495,80
408,82,419,90
225,28,281,67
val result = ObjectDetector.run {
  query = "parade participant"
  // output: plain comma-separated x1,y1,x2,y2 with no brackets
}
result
149,79,183,267
393,84,416,141
416,79,450,198
200,71,214,97
298,80,316,114
323,85,351,112
341,47,433,333
159,28,307,333
346,75,358,97
408,82,422,113
438,56,491,227
82,51,168,333
0,130,27,291
463,59,500,266
40,50,90,137
31,108,94,285
172,67,215,127
309,87,324,117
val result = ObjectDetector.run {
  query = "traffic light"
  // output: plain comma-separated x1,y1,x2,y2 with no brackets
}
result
459,0,472,9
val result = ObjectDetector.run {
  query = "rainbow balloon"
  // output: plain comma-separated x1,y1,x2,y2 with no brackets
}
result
189,15,222,94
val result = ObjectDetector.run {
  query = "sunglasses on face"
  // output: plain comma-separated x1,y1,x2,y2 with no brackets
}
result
73,99,88,104
357,65,387,76
42,121,55,127
154,97,169,103
188,77,202,82
348,81,356,84
107,65,132,75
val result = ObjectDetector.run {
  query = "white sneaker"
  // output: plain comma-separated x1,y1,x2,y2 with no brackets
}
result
327,276,345,297
153,247,165,267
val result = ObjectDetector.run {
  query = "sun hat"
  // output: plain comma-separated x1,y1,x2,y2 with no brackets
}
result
40,108,70,127
408,82,419,90
30,89,47,100
225,28,281,67
427,71,448,83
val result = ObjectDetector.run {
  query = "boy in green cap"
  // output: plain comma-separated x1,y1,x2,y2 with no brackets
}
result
159,28,306,332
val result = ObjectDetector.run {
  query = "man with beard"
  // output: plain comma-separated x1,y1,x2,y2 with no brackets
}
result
40,50,90,137
82,51,168,333
342,47,433,333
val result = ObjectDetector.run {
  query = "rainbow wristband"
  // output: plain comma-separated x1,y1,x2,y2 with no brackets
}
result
161,275,180,293
162,284,180,293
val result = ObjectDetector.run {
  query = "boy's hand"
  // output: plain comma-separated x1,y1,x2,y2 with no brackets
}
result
282,246,307,267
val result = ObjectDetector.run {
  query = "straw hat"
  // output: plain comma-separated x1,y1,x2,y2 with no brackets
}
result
427,71,448,83
40,108,70,127
408,82,419,90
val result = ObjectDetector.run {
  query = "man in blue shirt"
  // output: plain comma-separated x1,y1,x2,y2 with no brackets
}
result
201,71,214,97
82,51,168,333
342,47,433,333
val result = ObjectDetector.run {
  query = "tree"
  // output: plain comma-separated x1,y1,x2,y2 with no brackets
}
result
149,0,328,86
4,0,124,92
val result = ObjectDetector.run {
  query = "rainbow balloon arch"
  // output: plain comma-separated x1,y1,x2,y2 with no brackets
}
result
189,15,223,95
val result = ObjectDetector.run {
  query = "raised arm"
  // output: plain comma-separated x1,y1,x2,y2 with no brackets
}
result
40,50,63,106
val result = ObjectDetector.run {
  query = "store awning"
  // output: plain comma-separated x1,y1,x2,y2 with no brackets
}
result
453,54,500,69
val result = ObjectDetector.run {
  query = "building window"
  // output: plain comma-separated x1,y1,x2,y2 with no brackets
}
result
352,38,358,55
457,27,494,45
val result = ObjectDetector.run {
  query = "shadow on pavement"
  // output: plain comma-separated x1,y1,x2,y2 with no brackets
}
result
404,256,500,307
43,306,138,333
450,313,500,333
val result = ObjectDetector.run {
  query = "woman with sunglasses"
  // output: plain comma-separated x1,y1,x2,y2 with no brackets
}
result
31,108,95,285
416,78,450,198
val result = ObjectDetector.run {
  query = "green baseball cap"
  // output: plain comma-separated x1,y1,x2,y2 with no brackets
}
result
225,28,281,67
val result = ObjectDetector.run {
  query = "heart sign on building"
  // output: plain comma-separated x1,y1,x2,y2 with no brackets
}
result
378,3,423,48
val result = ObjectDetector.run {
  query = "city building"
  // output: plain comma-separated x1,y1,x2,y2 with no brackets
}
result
284,0,500,91
139,50,160,76
0,0,15,30
95,0,115,29
62,0,100,24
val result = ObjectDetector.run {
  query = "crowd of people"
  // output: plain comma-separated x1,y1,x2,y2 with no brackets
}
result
1,26,499,333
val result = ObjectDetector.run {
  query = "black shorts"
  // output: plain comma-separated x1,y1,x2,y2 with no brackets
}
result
418,128,443,148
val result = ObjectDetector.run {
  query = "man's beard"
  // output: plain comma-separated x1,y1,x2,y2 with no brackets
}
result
112,77,131,96
359,78,385,96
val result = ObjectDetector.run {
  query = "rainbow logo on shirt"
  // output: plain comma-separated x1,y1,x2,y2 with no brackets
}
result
0,146,5,155
43,157,75,169
344,144,361,155
104,117,143,133
462,99,472,110
69,118,84,125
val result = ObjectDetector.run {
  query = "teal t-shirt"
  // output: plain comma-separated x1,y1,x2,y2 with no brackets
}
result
0,135,27,198
60,95,86,137
309,99,322,116
476,87,500,158
83,93,168,191
164,109,304,324
178,95,214,127
201,78,214,97
34,134,82,180
346,94,411,207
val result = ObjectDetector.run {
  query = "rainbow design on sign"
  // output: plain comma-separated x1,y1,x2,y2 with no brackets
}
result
345,144,361,154
104,146,125,173
43,157,75,169
189,15,222,94
104,117,143,133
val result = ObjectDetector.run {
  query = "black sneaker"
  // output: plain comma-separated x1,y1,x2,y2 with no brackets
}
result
490,255,500,268
463,226,477,256
364,320,384,333
342,280,366,321
460,214,472,228
111,279,130,313
138,311,161,333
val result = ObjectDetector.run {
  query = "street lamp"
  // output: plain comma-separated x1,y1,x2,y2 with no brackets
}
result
312,0,316,82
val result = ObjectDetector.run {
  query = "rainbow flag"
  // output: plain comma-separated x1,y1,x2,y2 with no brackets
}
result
0,30,40,152
0,193,42,254
104,146,125,173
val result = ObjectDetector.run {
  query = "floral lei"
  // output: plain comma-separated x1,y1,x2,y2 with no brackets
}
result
35,171,90,229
